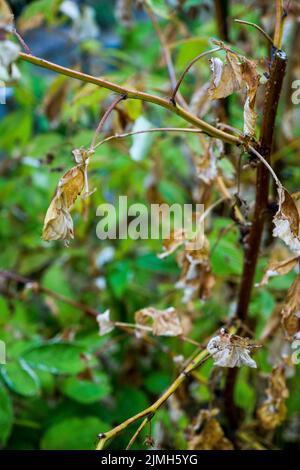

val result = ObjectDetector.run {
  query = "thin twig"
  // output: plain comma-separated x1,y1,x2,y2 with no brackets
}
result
234,19,274,46
96,349,210,449
13,29,32,54
170,47,221,104
94,127,205,150
248,145,281,186
126,416,151,450
90,94,127,150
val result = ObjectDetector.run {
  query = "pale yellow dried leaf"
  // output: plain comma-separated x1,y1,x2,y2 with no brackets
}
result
273,185,300,255
135,306,183,337
281,276,300,339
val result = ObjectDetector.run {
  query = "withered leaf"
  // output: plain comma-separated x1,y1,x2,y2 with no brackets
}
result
273,185,300,255
257,366,289,430
42,147,94,243
209,52,243,99
176,237,215,303
209,51,260,137
42,165,84,243
258,255,299,287
207,329,260,368
96,310,115,336
157,228,186,259
135,306,183,337
281,276,300,339
188,409,234,450
0,0,14,31
195,138,223,184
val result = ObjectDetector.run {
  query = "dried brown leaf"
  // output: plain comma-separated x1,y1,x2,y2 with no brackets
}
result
258,255,298,287
281,276,300,339
273,185,300,255
207,329,260,368
188,409,234,450
42,150,91,243
135,306,183,337
257,366,289,430
96,310,115,336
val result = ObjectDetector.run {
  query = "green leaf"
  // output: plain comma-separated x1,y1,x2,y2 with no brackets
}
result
0,381,13,447
60,373,111,404
211,238,243,276
1,360,40,397
22,342,88,375
41,417,108,450
173,37,210,69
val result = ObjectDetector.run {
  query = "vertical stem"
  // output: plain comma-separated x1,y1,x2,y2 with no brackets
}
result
224,49,287,428
214,0,230,42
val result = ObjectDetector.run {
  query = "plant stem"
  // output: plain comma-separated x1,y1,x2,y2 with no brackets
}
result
236,50,287,323
170,48,221,104
224,48,287,428
94,127,205,149
234,20,274,46
96,350,210,449
18,52,239,145
90,94,127,149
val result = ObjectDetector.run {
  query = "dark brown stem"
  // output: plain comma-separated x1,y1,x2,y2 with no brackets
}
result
90,94,127,149
214,0,230,42
224,49,287,428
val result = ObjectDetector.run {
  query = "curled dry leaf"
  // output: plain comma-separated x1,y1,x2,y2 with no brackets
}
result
176,237,215,303
273,185,300,255
257,365,289,430
190,82,212,118
0,0,13,30
42,148,93,244
195,138,223,184
135,306,183,337
209,52,243,99
0,40,21,83
209,50,260,137
96,310,114,336
281,276,300,340
257,255,299,287
207,328,260,368
187,408,234,450
157,228,186,259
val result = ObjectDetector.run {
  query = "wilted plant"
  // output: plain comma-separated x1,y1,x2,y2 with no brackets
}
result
1,0,300,451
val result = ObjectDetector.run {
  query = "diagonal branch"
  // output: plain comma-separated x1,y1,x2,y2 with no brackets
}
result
96,350,210,449
18,52,240,145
